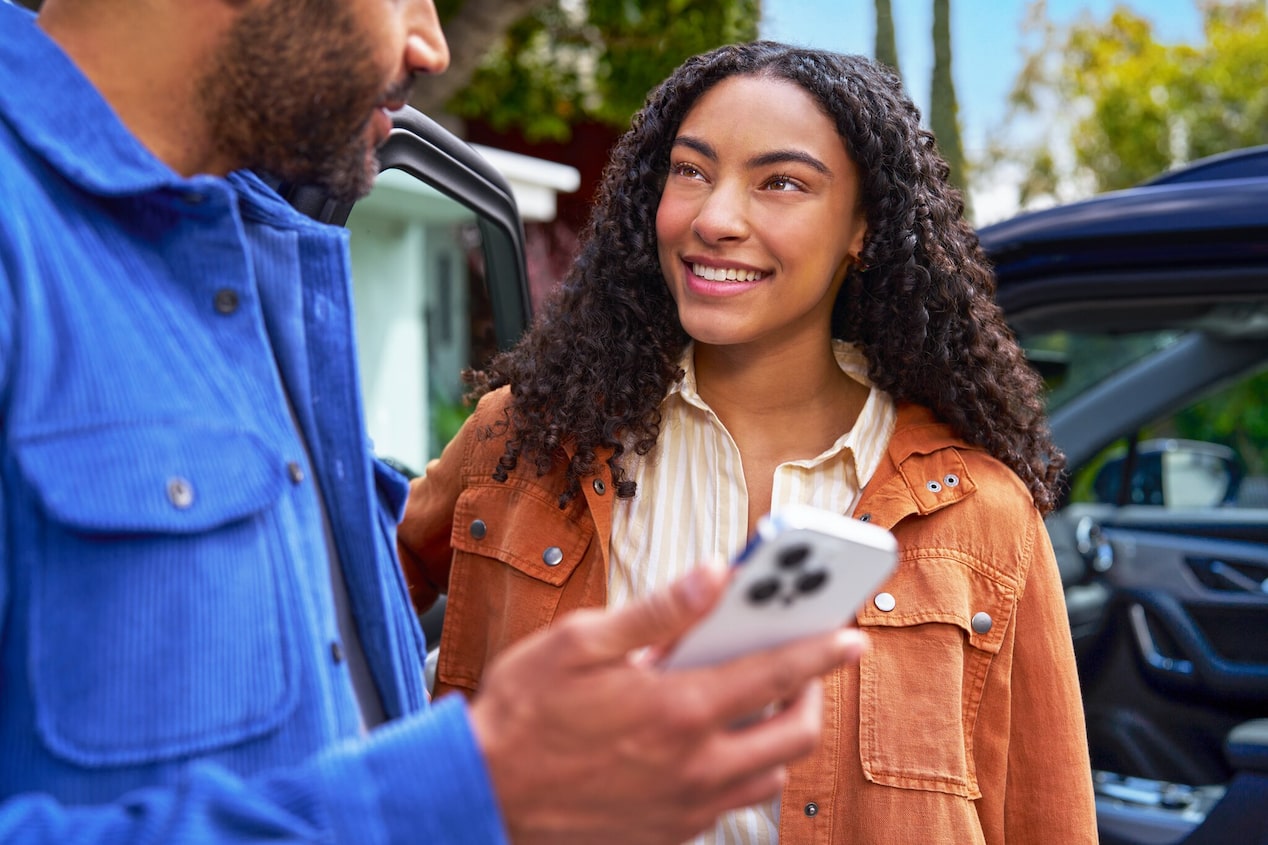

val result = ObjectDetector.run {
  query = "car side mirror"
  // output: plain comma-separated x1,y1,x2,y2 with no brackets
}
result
1093,438,1242,507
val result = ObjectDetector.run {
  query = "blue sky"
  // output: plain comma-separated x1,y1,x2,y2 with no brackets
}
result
760,0,1204,219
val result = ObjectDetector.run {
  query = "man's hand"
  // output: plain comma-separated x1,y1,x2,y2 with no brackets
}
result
468,566,867,844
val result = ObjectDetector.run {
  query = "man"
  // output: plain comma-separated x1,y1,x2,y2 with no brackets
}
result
0,1,865,842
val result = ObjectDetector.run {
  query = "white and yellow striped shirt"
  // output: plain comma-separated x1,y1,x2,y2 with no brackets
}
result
609,340,896,845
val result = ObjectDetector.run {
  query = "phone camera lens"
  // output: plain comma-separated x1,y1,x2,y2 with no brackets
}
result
777,544,810,570
748,578,781,605
796,570,828,595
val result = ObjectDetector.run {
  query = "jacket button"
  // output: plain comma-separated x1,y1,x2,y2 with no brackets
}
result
858,513,872,522
804,802,819,817
167,477,194,509
972,611,993,634
542,546,564,567
469,519,487,540
874,592,896,612
592,478,607,495
213,288,239,314
926,479,943,493
944,473,960,487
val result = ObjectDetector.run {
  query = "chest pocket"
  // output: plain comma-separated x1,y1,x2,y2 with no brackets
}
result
14,423,298,767
437,481,594,693
855,551,1016,798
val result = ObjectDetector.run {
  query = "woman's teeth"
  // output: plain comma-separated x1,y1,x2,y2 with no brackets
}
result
692,263,761,282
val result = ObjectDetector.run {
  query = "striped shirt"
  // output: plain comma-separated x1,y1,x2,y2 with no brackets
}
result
609,340,897,845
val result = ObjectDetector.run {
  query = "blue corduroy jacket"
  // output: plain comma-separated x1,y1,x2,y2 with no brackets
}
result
0,5,505,842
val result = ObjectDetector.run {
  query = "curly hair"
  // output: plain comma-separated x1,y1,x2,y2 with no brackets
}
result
471,41,1065,514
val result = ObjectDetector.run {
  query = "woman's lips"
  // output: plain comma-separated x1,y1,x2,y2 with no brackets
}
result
682,259,767,296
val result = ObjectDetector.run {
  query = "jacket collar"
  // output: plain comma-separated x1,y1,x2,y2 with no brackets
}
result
856,403,981,529
0,2,204,198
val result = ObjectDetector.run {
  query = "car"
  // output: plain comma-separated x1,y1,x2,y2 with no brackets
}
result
979,144,1268,845
287,111,1268,844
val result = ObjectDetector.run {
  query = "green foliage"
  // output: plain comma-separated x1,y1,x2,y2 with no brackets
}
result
1007,0,1268,196
446,0,761,141
874,0,900,76
929,0,969,207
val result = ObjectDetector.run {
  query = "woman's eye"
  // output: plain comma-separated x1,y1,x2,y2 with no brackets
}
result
670,162,704,179
765,175,801,192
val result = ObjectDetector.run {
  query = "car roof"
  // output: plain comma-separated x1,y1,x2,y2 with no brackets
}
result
978,146,1268,310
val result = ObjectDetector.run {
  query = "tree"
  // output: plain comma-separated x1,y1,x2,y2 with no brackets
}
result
929,0,969,205
874,0,901,76
445,0,761,141
1004,0,1268,199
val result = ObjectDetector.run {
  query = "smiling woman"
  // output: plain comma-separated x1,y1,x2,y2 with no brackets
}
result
397,40,1098,845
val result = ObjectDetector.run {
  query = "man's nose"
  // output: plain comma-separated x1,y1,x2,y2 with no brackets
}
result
407,0,450,75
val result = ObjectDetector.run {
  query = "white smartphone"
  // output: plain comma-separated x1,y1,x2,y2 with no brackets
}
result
660,503,898,671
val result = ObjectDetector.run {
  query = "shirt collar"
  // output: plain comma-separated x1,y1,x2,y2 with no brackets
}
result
0,2,195,197
667,340,897,480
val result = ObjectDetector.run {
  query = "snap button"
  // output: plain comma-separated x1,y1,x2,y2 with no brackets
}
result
874,592,896,612
926,479,942,493
287,461,304,484
330,641,344,664
469,519,487,540
542,546,564,567
804,802,819,817
971,611,993,634
166,477,194,509
592,478,607,495
213,288,239,314
858,513,872,522
944,473,960,487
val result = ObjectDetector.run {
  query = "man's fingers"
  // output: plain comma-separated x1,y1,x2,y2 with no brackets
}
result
558,566,729,663
696,626,867,727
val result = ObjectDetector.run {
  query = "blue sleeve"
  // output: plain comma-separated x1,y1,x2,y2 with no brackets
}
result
0,696,508,844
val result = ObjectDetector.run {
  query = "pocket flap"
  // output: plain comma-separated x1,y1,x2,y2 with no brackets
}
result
16,424,286,534
857,551,1016,654
450,482,592,587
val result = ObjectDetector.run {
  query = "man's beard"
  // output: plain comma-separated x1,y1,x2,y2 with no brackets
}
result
202,1,391,202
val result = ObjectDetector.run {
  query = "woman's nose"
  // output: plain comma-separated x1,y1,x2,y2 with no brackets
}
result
691,182,750,244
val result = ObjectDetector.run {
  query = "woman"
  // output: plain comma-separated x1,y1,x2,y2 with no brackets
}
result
399,42,1097,844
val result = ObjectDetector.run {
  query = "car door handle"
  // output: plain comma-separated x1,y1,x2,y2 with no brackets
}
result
1208,560,1268,594
1129,602,1195,677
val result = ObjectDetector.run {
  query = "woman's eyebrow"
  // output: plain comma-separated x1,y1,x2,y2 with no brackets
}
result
749,149,831,175
671,135,831,176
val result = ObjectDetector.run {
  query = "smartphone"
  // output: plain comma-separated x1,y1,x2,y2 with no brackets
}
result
660,503,898,671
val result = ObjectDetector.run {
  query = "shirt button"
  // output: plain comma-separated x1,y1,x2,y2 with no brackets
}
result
166,477,194,509
182,191,205,205
592,478,607,495
213,288,239,314
926,479,943,493
469,519,487,540
330,641,344,664
542,546,564,567
874,592,896,612
972,611,993,634
804,802,819,817
287,462,304,484
944,473,960,487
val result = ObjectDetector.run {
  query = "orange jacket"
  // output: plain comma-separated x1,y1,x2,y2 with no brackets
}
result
398,388,1098,844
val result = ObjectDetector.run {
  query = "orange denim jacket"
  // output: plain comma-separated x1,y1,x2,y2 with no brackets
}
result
398,388,1098,844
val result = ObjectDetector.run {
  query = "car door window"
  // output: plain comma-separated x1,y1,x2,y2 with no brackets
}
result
347,170,500,474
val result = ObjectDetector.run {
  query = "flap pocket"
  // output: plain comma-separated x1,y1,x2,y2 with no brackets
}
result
450,481,592,587
16,423,286,534
856,551,1017,797
857,549,1015,654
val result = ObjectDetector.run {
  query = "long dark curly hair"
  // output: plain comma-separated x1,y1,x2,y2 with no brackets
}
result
471,41,1065,514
